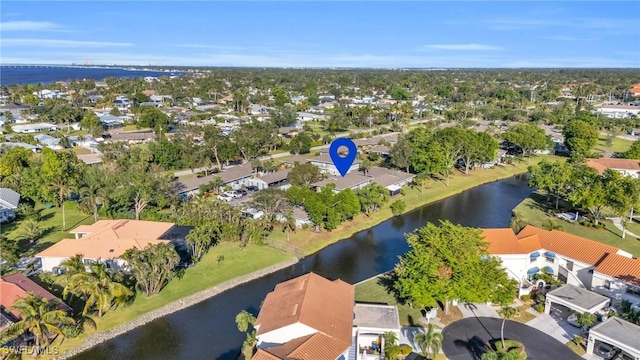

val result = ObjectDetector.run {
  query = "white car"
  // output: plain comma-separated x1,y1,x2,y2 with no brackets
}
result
567,313,579,327
224,191,241,199
217,193,233,202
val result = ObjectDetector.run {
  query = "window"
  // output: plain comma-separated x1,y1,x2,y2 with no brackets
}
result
546,256,555,263
604,280,611,290
627,285,640,296
566,261,574,271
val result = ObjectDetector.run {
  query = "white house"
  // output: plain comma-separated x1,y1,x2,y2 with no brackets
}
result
308,153,360,176
36,220,179,273
0,188,20,223
587,158,640,179
482,226,640,313
12,122,57,133
34,134,63,150
33,89,66,99
587,317,640,359
252,272,400,360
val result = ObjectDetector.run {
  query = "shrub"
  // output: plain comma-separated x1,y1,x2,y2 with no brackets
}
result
390,200,406,216
520,294,532,302
398,344,412,356
533,303,545,313
61,323,82,338
572,336,584,346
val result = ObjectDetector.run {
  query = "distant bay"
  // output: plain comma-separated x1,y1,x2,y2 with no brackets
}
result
0,65,181,86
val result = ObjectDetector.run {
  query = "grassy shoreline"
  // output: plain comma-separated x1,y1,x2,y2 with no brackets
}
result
276,154,563,255
41,154,561,358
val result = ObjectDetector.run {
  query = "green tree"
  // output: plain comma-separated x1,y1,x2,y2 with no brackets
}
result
252,188,290,224
79,167,109,222
185,225,217,262
1,294,75,352
569,166,610,225
356,183,390,215
563,119,599,162
576,312,597,334
499,305,519,349
528,160,572,209
390,200,406,216
287,162,322,187
122,243,181,296
288,132,313,154
413,324,443,359
503,123,551,160
269,106,297,127
0,234,20,267
390,86,410,100
383,331,400,360
621,139,640,159
137,107,170,135
235,310,256,333
41,149,81,230
281,209,297,242
22,93,40,106
359,158,373,176
109,107,121,116
63,262,132,318
394,221,516,315
272,87,290,106
80,110,104,137
389,135,414,173
17,219,44,245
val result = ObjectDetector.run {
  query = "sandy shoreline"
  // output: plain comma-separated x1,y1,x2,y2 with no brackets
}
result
56,258,300,360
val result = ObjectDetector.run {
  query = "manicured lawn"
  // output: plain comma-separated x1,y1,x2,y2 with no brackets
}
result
2,203,94,253
511,303,537,324
354,275,426,327
46,243,292,358
270,154,565,255
593,136,633,155
565,340,586,356
513,192,640,257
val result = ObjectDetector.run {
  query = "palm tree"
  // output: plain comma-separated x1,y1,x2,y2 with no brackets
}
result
576,312,597,335
79,175,108,223
281,210,296,242
1,294,75,352
499,305,519,349
17,219,44,245
413,324,443,359
383,331,400,360
509,212,527,234
50,177,73,231
66,262,133,318
541,219,563,231
235,310,256,333
57,254,87,293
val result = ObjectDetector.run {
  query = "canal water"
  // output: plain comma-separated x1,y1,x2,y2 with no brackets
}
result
73,174,532,360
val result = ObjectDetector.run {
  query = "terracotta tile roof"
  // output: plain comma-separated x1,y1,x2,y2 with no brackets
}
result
252,350,282,360
254,333,349,360
36,220,175,260
255,272,354,345
482,229,526,255
586,158,640,175
595,253,640,286
516,225,619,266
0,273,70,319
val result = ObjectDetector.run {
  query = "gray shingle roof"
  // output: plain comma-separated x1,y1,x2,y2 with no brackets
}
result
0,188,20,209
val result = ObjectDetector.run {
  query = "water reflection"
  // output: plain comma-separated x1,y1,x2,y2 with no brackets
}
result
74,175,533,360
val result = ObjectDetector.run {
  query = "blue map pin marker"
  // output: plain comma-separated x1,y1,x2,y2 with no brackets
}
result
329,138,357,177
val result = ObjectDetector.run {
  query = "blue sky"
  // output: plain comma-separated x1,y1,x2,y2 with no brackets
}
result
1,1,639,68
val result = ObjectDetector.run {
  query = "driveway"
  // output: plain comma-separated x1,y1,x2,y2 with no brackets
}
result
442,317,581,360
526,306,581,345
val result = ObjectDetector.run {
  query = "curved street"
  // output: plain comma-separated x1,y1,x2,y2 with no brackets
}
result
442,316,582,360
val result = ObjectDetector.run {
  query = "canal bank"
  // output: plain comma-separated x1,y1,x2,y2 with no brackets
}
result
70,174,536,360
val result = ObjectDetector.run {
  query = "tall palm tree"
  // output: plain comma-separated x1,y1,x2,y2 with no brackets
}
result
281,210,296,242
50,177,73,231
414,324,444,359
235,310,256,333
66,262,133,318
79,173,108,223
57,254,88,293
1,294,75,352
499,305,519,349
17,219,44,245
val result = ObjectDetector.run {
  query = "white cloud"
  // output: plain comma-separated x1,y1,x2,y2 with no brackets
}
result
543,35,599,41
1,39,133,48
423,44,502,51
0,21,64,32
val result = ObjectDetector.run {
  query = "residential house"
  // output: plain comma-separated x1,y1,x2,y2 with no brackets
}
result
33,89,66,99
106,130,156,144
630,83,640,97
0,273,72,330
311,172,373,193
586,317,640,359
250,104,273,116
0,188,20,223
36,220,182,272
97,113,129,129
311,167,414,195
586,158,640,178
1,142,42,153
296,112,325,122
11,123,57,134
366,145,390,157
308,153,360,176
114,96,131,110
0,103,30,119
596,103,640,119
482,225,640,312
248,169,292,190
88,94,104,103
175,163,255,199
253,272,399,360
275,207,313,228
34,134,63,150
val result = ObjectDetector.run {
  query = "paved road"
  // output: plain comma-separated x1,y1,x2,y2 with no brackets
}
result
442,317,581,360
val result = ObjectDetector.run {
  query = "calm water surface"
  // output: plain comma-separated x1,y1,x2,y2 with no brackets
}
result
73,175,532,360
0,66,178,86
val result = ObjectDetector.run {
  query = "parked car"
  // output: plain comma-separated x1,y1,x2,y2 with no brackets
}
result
223,191,241,199
246,185,259,192
596,344,619,359
234,189,247,197
567,313,579,327
217,193,233,202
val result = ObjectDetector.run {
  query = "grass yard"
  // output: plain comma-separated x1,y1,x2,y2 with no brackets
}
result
270,154,565,255
355,275,427,327
43,243,293,358
593,136,633,155
1,203,94,253
513,192,640,257
511,303,537,324
565,340,587,356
